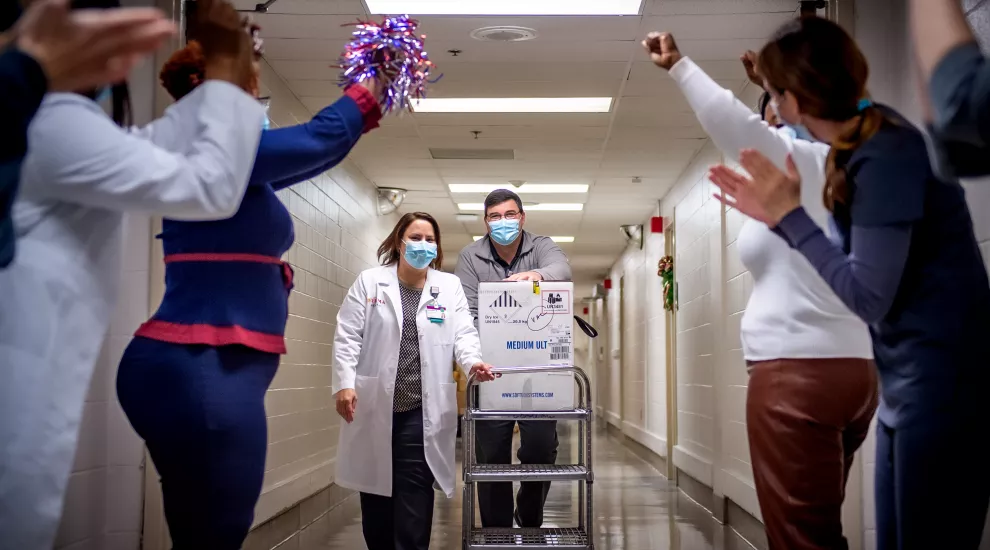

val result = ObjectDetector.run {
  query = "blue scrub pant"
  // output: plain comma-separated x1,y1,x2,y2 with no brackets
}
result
116,337,278,550
875,414,990,549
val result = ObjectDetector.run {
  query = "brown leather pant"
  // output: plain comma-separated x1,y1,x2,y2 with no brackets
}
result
747,358,878,550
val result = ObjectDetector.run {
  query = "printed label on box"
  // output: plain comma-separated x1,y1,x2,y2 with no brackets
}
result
542,289,571,315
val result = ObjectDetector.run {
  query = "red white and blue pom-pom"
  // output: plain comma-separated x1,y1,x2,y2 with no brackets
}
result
337,15,440,115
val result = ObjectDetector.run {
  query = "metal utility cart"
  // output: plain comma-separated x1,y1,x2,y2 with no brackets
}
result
462,365,595,550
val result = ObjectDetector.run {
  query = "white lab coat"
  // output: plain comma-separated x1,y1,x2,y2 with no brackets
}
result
332,265,483,498
0,81,264,550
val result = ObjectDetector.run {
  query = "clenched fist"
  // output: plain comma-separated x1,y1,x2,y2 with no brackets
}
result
642,31,682,71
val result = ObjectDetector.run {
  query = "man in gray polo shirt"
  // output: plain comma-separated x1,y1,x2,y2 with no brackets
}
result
454,189,572,529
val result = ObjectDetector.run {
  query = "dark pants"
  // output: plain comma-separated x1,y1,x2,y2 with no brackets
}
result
475,420,559,527
360,407,436,550
747,358,878,550
875,414,990,550
116,337,278,550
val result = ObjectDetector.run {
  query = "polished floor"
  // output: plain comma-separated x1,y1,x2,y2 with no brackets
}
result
305,426,754,550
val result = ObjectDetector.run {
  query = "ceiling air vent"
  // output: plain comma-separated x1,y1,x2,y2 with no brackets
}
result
430,148,515,160
470,26,538,42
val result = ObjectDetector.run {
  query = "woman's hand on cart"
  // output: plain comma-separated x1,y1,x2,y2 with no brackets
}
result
469,363,499,382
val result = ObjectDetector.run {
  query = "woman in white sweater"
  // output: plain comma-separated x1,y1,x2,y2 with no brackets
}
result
644,32,877,549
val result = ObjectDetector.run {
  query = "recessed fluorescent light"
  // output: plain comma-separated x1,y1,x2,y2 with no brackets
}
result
449,184,589,194
458,203,584,212
474,235,575,243
365,0,642,16
413,97,612,114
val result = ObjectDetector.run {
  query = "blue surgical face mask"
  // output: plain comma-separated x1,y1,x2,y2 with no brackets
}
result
403,240,437,270
262,116,270,131
771,98,817,142
95,86,111,103
488,218,521,246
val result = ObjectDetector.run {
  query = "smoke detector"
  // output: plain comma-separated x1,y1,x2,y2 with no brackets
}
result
470,26,538,42
508,180,526,188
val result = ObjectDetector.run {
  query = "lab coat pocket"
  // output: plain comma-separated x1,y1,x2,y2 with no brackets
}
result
438,382,459,431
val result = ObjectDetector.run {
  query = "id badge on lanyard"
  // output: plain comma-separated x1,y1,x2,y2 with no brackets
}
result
425,285,445,323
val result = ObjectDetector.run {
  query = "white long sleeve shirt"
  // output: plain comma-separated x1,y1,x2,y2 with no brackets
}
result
669,57,872,361
0,80,264,550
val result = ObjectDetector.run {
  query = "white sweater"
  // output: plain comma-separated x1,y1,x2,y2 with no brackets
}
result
669,57,872,361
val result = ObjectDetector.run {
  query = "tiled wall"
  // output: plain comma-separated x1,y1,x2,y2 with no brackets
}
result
249,60,400,527
606,217,667,456
665,141,722,488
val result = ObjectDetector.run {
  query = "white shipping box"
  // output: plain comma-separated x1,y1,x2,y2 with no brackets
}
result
477,281,575,410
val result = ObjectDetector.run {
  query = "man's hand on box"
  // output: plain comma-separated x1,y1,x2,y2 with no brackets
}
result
504,271,543,282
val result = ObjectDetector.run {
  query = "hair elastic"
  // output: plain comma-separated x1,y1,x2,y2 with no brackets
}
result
857,98,873,111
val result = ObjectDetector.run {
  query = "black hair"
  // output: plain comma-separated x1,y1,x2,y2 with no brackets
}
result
3,0,131,126
758,91,772,121
76,0,131,126
483,189,523,216
0,3,21,32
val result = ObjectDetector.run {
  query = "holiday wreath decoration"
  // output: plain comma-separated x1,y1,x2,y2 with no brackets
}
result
657,255,674,311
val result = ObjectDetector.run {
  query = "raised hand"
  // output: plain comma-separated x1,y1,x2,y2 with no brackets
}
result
708,151,802,226
15,0,174,92
741,50,764,89
643,31,682,71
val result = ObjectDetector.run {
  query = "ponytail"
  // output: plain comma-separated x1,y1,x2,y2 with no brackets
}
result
823,105,884,211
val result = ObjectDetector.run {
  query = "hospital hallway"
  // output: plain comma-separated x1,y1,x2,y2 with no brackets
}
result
288,426,755,550
37,0,990,550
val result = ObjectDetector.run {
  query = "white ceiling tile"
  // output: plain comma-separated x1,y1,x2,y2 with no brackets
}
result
232,0,367,15
251,14,366,39
413,15,643,41
269,60,341,80
426,62,629,83
638,12,797,40
646,0,797,16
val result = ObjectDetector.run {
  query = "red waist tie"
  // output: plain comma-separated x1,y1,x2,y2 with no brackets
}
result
164,252,294,290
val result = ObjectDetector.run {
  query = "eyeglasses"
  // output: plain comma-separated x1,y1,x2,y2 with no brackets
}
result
486,211,521,222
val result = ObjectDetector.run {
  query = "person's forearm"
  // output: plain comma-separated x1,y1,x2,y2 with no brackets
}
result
669,56,790,166
776,207,911,324
253,86,381,190
912,0,976,81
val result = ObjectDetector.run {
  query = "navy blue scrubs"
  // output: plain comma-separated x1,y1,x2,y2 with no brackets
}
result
777,107,990,549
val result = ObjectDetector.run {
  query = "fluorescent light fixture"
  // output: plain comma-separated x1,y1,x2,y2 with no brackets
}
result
365,0,642,16
458,203,584,212
449,184,589,194
413,97,613,114
474,235,575,243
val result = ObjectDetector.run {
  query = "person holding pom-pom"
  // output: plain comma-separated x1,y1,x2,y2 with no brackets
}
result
114,24,384,550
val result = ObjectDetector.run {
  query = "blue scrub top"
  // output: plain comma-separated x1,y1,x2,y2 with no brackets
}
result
833,107,990,427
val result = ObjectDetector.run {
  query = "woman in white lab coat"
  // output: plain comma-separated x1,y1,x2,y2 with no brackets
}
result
0,2,263,548
333,212,496,550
